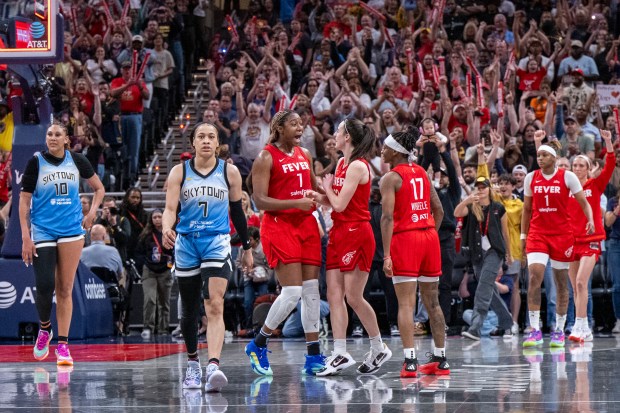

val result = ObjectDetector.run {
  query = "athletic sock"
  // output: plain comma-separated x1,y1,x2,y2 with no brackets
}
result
529,311,541,331
187,352,199,362
334,339,346,355
556,314,567,332
40,321,52,333
369,335,383,352
403,348,416,360
433,347,446,358
306,341,320,356
254,328,271,348
208,358,220,366
57,336,68,344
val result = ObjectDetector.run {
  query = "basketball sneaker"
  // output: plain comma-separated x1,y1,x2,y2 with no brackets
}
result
302,353,327,375
418,353,450,376
182,360,202,389
316,352,356,376
400,358,418,378
357,343,392,374
245,341,273,376
33,330,53,361
550,330,565,348
55,344,73,366
205,363,228,393
522,329,543,347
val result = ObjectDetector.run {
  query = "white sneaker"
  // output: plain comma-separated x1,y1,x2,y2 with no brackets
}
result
351,326,364,337
580,327,593,342
357,343,392,374
315,352,356,376
141,329,151,339
183,361,202,389
390,324,400,337
205,364,228,393
511,322,519,335
613,320,620,334
171,325,182,337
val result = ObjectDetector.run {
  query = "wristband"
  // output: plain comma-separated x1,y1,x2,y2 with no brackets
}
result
520,233,526,240
383,256,391,261
242,240,252,251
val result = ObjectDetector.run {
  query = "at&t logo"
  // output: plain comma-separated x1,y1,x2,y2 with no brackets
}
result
0,281,17,308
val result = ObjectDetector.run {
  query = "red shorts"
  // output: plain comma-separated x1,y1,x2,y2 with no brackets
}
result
391,228,441,278
327,220,375,273
261,213,321,268
526,232,575,262
573,241,601,261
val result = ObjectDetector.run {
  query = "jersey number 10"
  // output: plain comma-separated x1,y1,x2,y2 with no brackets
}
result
54,183,68,196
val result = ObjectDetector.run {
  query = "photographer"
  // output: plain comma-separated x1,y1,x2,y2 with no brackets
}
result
95,196,131,262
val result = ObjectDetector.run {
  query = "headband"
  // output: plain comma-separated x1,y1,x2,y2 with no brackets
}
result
574,154,591,168
538,144,557,158
385,134,417,162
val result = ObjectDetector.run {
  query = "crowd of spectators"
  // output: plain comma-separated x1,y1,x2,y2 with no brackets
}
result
5,0,620,337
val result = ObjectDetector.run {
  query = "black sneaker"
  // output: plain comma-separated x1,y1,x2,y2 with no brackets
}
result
357,343,392,374
418,353,450,376
400,358,418,378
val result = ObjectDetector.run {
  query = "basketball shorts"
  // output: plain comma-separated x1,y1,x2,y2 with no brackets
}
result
326,220,375,273
390,228,441,279
526,232,575,263
261,213,321,268
32,223,84,247
175,232,232,278
573,241,601,261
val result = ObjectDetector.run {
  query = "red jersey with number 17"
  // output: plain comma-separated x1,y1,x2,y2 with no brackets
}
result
392,163,435,233
331,158,371,222
264,144,313,216
529,168,572,236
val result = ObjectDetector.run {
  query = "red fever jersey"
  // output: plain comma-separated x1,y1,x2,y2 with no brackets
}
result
529,168,573,236
568,152,616,242
264,144,313,216
392,163,436,232
331,158,371,222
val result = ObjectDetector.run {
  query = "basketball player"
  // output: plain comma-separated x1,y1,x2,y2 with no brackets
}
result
20,122,105,366
245,110,326,376
162,122,253,392
567,130,615,342
522,136,595,348
310,118,392,376
379,128,450,377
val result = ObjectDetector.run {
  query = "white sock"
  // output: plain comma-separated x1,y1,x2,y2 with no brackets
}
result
404,348,416,360
529,311,540,331
577,317,587,331
556,314,567,332
334,339,346,355
369,335,384,352
434,347,445,358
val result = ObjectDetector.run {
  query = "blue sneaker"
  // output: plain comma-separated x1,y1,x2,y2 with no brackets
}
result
302,353,327,375
245,341,273,376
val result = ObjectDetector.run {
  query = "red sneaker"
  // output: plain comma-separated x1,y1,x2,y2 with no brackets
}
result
400,358,418,378
418,353,450,376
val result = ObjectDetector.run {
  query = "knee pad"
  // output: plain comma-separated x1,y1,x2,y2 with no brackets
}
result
301,279,320,333
264,286,303,330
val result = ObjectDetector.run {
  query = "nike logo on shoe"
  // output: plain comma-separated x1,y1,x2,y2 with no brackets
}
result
372,352,387,366
331,356,349,368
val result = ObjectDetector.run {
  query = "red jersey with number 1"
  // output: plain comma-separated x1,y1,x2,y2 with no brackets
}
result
568,152,616,242
392,163,435,233
331,158,371,222
264,144,313,216
530,168,572,236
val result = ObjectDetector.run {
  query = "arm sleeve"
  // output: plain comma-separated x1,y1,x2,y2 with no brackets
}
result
565,170,584,194
523,172,535,197
21,156,39,193
71,152,96,179
229,200,251,250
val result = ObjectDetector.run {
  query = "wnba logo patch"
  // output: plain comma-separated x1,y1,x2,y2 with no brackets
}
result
565,246,573,258
342,251,357,265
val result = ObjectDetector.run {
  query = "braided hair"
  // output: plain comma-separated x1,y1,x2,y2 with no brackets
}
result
269,109,297,143
391,126,420,154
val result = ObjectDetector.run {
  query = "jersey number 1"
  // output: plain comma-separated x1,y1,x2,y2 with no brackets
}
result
199,201,209,217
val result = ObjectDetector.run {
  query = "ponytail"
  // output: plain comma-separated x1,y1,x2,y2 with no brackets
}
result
347,119,376,162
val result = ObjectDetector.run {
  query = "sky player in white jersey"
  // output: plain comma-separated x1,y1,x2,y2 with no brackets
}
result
163,122,253,394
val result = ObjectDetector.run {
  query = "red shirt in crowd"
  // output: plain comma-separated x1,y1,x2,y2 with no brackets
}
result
516,67,547,92
110,77,146,113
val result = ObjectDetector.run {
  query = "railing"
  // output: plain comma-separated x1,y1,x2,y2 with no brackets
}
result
147,154,159,190
193,81,204,120
166,143,176,178
161,129,173,153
